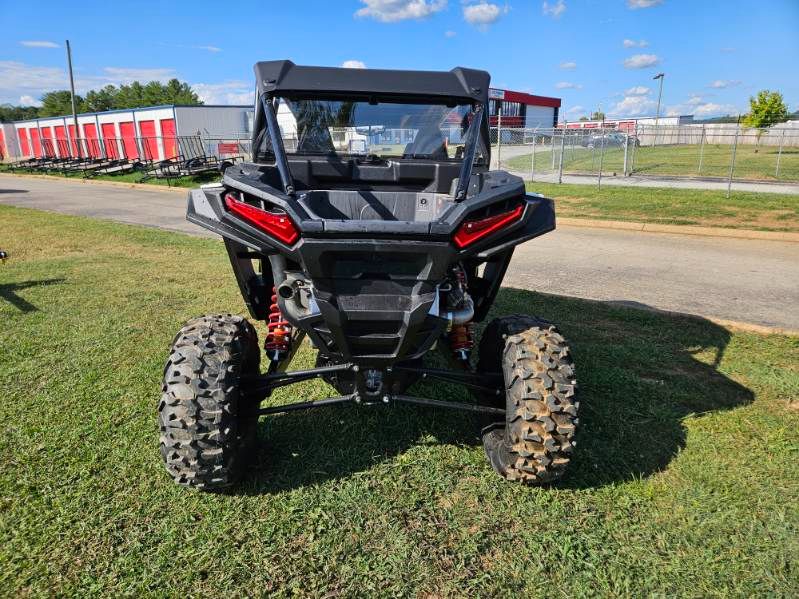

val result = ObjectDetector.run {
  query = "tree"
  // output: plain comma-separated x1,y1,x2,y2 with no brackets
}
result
743,90,789,129
39,90,83,117
0,79,203,122
0,103,39,122
578,116,589,122
590,111,605,121
84,85,117,112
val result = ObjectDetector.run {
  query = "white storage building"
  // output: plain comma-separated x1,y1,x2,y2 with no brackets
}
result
1,104,253,162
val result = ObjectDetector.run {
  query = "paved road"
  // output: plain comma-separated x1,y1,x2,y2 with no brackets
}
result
2,175,798,330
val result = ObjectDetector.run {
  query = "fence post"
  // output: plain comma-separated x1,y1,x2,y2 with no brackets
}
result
623,132,629,176
530,128,537,181
698,124,706,175
726,119,740,199
597,128,606,189
775,128,786,178
558,122,566,184
496,108,502,170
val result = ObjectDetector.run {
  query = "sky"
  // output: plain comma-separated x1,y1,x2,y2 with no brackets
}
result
1,0,798,120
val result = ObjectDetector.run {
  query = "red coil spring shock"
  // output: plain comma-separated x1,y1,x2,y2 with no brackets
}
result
449,268,474,359
265,286,292,360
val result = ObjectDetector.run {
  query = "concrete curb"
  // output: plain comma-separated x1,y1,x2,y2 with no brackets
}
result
530,291,799,337
559,217,799,242
0,171,187,194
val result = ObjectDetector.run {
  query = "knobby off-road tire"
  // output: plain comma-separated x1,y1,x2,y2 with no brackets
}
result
159,314,260,490
477,315,578,484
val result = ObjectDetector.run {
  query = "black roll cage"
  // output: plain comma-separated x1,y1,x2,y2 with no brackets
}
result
250,61,492,202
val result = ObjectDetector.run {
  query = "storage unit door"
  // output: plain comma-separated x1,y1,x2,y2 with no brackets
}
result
83,123,101,158
18,129,31,156
160,118,177,159
54,125,68,157
119,122,138,160
40,127,53,157
68,124,79,156
101,123,119,159
30,128,41,158
138,120,158,160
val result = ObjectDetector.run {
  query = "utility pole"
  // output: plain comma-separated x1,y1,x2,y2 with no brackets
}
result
65,40,80,157
653,72,665,147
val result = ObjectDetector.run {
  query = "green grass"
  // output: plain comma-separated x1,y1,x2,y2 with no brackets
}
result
525,181,799,231
1,206,797,596
507,144,799,182
0,163,218,189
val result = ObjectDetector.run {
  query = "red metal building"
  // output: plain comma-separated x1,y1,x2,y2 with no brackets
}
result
488,88,561,129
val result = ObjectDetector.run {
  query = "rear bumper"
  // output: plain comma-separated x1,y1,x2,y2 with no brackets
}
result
186,180,555,365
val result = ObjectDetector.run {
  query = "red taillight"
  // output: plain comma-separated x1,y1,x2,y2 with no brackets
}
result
453,204,524,249
224,193,299,245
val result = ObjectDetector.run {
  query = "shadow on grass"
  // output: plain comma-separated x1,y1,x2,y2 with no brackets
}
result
236,287,753,494
0,278,65,313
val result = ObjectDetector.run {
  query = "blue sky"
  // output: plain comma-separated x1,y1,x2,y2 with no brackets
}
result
2,0,798,119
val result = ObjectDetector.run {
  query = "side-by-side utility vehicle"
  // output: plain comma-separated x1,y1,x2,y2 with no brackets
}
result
159,61,578,490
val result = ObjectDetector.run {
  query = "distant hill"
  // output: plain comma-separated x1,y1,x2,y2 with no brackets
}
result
693,109,799,125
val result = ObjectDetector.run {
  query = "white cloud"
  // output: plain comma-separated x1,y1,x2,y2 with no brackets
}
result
340,60,367,69
462,2,508,27
355,0,447,22
190,81,253,105
445,29,457,37
627,0,662,8
196,45,221,53
559,60,576,69
667,99,738,117
693,102,738,117
720,47,735,53
555,81,582,90
623,54,660,69
625,85,650,96
20,40,59,48
0,61,254,107
623,38,649,48
0,61,66,98
709,79,741,89
101,67,177,83
19,95,41,106
565,105,584,115
0,60,187,105
611,95,657,116
542,0,566,18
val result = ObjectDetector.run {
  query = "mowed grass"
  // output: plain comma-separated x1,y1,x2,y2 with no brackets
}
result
525,181,799,232
1,205,797,596
0,163,217,189
507,143,799,182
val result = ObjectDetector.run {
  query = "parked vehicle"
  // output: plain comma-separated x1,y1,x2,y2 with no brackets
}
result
583,131,639,148
159,61,578,490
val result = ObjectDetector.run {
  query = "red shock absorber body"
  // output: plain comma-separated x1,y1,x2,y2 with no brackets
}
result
265,286,292,360
448,267,474,360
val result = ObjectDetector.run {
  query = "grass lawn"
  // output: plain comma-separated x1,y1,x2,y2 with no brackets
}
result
526,181,799,232
0,163,217,189
506,144,799,182
1,205,797,596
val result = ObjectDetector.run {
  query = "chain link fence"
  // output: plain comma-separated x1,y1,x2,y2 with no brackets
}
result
491,122,799,193
7,122,799,195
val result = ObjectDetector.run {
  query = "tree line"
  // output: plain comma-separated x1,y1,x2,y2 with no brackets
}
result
0,79,202,122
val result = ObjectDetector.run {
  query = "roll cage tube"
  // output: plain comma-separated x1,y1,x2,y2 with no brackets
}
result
454,103,484,202
260,94,295,196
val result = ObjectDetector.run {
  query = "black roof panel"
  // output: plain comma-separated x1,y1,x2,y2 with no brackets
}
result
253,60,490,104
